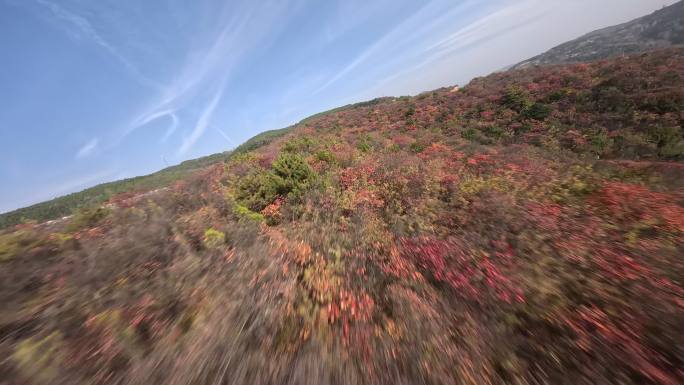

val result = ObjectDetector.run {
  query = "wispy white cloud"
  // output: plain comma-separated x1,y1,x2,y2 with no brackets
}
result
161,113,179,143
311,12,411,95
76,138,98,159
125,108,179,143
312,0,464,95
215,127,237,147
313,39,381,95
178,86,225,155
425,1,550,57
120,0,299,154
35,0,158,88
364,2,550,94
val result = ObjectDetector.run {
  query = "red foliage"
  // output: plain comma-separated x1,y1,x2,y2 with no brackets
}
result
107,192,139,208
391,134,414,146
593,182,684,232
565,306,679,385
480,110,496,121
526,202,563,231
261,196,285,221
399,237,524,304
339,163,377,190
417,142,451,160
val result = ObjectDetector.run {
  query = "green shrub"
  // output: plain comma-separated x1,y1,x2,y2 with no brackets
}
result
272,153,316,194
67,206,110,232
357,139,371,153
483,125,505,140
0,232,27,262
203,228,225,249
0,230,54,262
659,141,684,159
233,204,265,222
409,142,426,153
235,153,315,212
462,128,479,141
283,136,316,154
611,132,656,159
548,88,571,102
404,104,416,118
315,150,336,164
649,126,684,159
235,170,284,212
459,176,507,196
590,131,613,156
387,144,401,153
549,165,597,203
524,103,552,120
501,85,533,113
591,85,632,113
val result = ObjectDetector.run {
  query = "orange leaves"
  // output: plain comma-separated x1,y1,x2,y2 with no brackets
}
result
339,162,378,190
337,162,388,212
354,189,384,209
378,242,417,280
293,241,313,265
464,153,494,169
261,196,285,224
417,142,452,160
73,226,105,240
525,82,541,92
327,290,375,325
263,227,313,266
106,191,138,209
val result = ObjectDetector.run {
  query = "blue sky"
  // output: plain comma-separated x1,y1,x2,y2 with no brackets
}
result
0,0,676,213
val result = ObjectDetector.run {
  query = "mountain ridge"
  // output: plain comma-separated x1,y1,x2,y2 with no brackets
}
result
511,1,684,70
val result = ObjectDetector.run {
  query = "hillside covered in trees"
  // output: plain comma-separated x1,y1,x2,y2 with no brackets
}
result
0,49,683,384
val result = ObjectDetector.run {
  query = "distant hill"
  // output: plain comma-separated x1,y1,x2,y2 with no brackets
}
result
511,1,684,70
0,126,293,229
0,98,396,229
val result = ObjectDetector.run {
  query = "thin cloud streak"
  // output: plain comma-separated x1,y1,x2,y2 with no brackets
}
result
35,0,159,88
76,138,98,159
122,0,298,154
312,1,435,95
178,85,225,155
312,0,470,95
381,6,551,89
161,113,179,143
216,127,237,147
346,0,561,100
